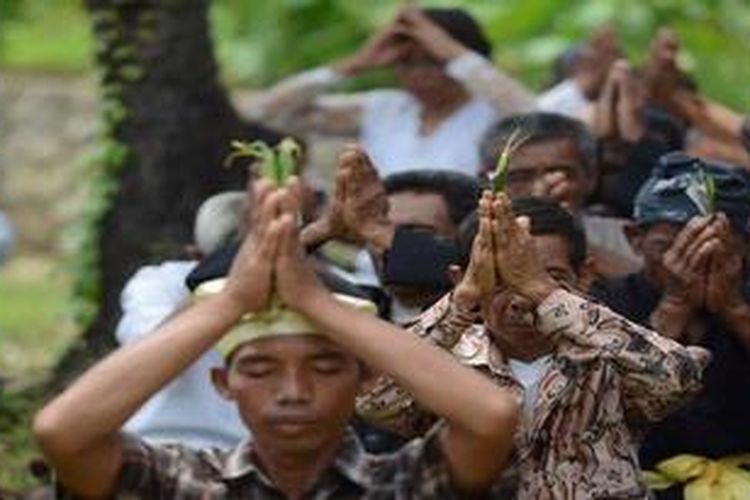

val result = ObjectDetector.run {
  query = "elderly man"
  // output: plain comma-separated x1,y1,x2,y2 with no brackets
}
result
590,152,750,498
357,191,709,498
33,178,518,498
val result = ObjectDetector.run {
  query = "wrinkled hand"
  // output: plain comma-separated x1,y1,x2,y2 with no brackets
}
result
318,145,393,247
396,7,469,63
274,195,328,312
661,215,722,310
643,28,682,105
530,171,578,211
223,179,285,313
453,192,497,308
591,60,644,143
491,193,557,304
704,213,744,315
574,25,621,99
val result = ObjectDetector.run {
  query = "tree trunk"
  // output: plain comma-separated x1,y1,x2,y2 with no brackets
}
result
56,0,282,379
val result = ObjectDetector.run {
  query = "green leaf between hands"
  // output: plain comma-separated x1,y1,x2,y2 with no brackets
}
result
492,127,527,194
223,137,301,186
699,167,716,214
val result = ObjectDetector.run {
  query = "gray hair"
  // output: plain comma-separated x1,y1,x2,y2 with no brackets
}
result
193,191,245,255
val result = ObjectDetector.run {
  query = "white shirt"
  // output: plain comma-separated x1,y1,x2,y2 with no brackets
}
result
248,52,537,177
509,355,552,422
537,79,589,119
360,89,499,177
116,261,247,450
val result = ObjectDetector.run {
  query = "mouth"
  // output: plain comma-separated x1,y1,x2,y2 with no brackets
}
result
266,414,319,435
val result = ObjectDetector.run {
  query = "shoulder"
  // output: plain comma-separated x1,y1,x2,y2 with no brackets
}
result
362,89,416,116
119,434,225,479
122,261,197,298
55,435,227,498
366,424,458,498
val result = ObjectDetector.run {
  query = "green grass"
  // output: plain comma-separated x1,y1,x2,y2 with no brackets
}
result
0,257,76,378
0,3,92,73
0,256,76,493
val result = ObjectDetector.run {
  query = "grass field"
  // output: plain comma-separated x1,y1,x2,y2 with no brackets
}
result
0,255,77,492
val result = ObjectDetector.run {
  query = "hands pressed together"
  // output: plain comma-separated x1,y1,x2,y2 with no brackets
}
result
655,213,748,337
454,191,558,310
223,177,326,316
303,145,393,252
335,7,469,77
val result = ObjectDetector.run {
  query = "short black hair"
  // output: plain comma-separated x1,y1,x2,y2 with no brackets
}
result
546,45,583,89
422,8,492,58
479,112,596,174
384,169,480,228
457,196,587,271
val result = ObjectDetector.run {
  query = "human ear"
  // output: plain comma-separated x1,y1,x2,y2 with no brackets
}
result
575,254,598,292
210,367,234,401
623,222,644,256
446,264,464,287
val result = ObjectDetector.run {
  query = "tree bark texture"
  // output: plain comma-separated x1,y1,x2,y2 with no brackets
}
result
69,0,282,365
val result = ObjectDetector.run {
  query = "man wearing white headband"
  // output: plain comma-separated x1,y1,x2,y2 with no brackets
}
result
33,179,519,499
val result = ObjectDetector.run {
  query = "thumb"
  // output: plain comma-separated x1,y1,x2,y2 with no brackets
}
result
516,215,531,234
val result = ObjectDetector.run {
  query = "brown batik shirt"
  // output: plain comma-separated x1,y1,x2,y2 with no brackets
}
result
357,290,711,499
58,426,464,499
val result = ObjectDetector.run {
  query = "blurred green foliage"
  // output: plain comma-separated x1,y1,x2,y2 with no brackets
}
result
1,0,748,106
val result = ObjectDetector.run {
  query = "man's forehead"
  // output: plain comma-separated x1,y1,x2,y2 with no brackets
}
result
388,191,452,230
232,335,349,361
533,234,574,268
510,138,583,169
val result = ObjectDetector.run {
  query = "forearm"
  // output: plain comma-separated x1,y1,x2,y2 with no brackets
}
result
302,292,517,438
445,52,537,114
34,293,244,455
300,218,333,250
247,66,361,132
356,293,481,435
695,99,745,140
649,296,694,341
537,290,709,421
721,301,750,350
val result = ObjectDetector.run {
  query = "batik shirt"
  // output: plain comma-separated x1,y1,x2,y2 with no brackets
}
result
357,290,710,499
59,427,461,499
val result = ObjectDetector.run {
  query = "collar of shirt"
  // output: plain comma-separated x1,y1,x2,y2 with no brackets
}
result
213,427,375,490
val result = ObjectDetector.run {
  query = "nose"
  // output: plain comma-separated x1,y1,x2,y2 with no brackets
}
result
276,369,313,405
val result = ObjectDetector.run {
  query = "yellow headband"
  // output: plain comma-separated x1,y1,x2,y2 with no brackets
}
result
193,278,377,357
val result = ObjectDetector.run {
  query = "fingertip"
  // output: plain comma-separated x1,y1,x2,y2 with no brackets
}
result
516,216,531,232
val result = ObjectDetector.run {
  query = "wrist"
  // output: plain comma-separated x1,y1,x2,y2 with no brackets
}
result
519,277,559,306
721,296,750,326
301,218,332,249
332,56,363,77
452,282,482,311
214,290,251,322
293,287,335,317
439,44,470,64
363,222,395,256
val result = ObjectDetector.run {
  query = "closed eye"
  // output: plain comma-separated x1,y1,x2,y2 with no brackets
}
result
234,358,277,378
310,354,347,375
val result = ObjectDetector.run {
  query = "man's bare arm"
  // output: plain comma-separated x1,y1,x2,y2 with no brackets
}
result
276,212,519,495
33,182,284,497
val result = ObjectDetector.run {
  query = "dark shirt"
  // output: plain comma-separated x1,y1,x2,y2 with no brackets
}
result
590,272,750,466
59,427,458,499
595,137,672,217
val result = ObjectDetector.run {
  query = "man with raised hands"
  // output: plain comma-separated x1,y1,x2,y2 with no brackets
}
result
33,177,518,499
357,190,710,498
